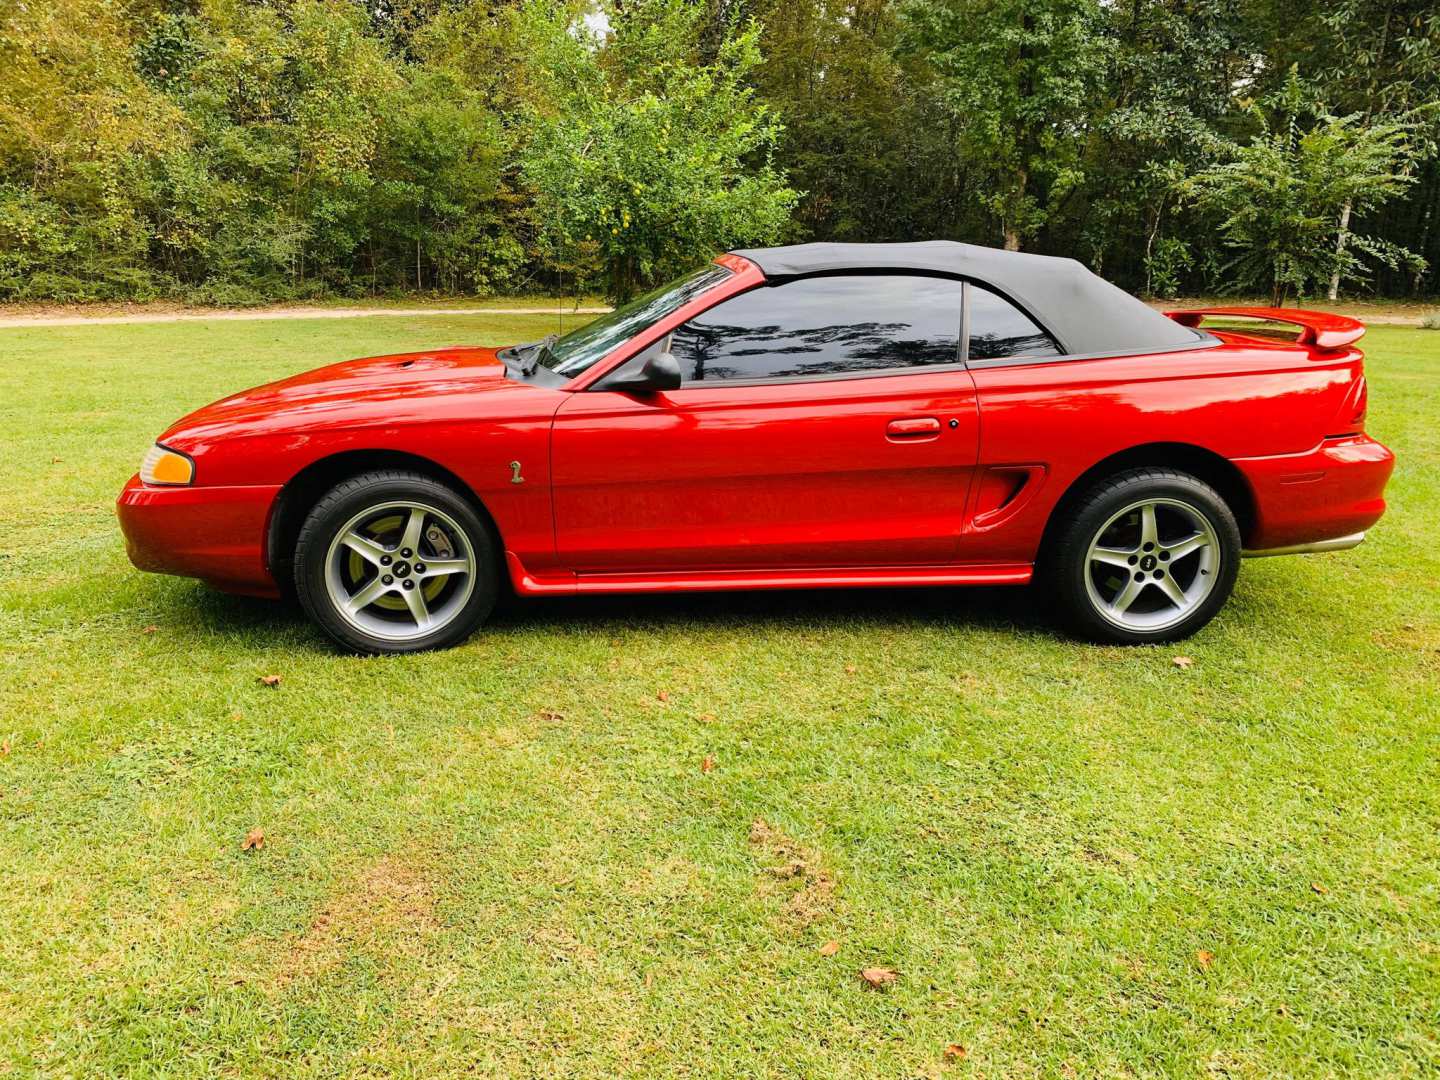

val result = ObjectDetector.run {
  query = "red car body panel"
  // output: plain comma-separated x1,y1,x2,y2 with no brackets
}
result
116,261,1394,601
551,369,980,571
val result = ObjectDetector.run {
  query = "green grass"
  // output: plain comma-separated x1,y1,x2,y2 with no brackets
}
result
1,316,1437,1078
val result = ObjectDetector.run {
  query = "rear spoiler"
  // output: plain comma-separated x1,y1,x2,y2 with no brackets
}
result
1165,306,1365,351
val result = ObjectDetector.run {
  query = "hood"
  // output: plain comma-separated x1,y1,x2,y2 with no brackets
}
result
159,345,556,452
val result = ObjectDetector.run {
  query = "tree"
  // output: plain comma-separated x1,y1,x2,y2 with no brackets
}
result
900,0,1108,250
1250,0,1440,298
369,70,508,293
1181,71,1425,305
1074,0,1260,287
517,0,797,300
743,0,925,241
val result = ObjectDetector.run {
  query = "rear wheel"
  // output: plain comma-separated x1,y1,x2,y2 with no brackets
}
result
294,470,498,654
1048,468,1240,644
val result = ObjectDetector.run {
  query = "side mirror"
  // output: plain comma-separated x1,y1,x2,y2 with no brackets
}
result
598,349,682,394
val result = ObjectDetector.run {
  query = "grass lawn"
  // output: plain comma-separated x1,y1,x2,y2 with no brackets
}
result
1,314,1437,1078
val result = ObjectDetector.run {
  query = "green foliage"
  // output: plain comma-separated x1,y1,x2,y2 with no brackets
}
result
901,0,1109,249
1181,71,1426,304
3,0,1440,301
743,0,928,242
518,1,797,300
1143,236,1193,300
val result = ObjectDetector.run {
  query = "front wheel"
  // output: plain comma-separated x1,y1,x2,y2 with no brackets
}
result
1047,468,1241,644
293,470,499,654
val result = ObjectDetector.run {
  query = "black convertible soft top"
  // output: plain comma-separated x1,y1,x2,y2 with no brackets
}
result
729,241,1213,358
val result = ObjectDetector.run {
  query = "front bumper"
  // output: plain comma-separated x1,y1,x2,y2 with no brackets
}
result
116,474,282,597
1234,434,1394,552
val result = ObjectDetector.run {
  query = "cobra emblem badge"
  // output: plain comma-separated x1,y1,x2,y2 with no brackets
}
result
509,460,525,485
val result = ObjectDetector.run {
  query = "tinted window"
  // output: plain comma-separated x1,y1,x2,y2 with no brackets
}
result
669,275,963,383
967,285,1061,360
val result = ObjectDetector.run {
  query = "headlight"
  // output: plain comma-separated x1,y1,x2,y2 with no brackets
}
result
139,443,194,486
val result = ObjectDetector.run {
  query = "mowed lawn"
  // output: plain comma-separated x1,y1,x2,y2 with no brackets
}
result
1,314,1437,1079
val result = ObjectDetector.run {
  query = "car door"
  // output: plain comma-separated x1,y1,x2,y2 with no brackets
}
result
550,273,980,573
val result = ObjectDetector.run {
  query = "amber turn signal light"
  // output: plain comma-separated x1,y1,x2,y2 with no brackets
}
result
139,444,194,485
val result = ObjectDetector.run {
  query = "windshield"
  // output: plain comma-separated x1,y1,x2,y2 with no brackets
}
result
541,263,733,378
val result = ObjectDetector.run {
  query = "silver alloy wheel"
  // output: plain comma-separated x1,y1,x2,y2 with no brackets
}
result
323,500,476,642
1083,497,1220,632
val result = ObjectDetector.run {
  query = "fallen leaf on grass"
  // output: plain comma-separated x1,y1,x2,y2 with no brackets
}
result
943,1043,968,1063
860,967,898,988
1172,656,1194,669
258,674,282,688
241,828,265,851
656,690,670,702
1311,882,1329,895
818,939,840,957
141,625,158,634
1,740,9,757
1196,949,1214,970
844,664,857,675
701,754,716,773
697,712,716,723
539,709,565,722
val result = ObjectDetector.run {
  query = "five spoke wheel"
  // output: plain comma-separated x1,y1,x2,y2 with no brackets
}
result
1083,497,1221,632
324,500,476,641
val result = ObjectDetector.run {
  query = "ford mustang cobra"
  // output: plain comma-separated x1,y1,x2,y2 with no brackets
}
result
117,242,1394,653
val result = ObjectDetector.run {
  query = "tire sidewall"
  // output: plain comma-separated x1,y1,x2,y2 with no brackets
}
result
294,473,498,654
1055,471,1241,644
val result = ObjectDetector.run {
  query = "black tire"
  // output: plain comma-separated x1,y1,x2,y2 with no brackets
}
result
1046,467,1241,644
293,470,499,654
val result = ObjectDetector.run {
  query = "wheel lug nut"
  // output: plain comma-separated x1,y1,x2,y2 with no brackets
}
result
382,574,393,585
1127,555,1138,565
1134,571,1145,581
402,579,415,590
401,548,412,558
1160,551,1170,561
380,555,391,566
1155,569,1165,578
1143,542,1154,552
414,563,426,574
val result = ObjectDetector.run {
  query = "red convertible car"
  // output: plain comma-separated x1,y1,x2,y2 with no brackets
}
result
117,242,1393,653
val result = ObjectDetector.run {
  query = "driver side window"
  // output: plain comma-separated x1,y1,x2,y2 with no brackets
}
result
668,274,964,384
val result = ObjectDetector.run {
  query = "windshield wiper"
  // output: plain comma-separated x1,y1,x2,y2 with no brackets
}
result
511,332,559,376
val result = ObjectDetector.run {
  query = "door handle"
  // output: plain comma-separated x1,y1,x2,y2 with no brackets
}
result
886,417,941,440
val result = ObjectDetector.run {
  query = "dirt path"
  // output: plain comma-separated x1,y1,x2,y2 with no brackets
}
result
0,299,1429,329
1149,299,1428,326
0,305,610,329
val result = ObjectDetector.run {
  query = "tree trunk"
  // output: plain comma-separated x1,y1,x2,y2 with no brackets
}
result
1327,198,1353,301
1004,165,1029,251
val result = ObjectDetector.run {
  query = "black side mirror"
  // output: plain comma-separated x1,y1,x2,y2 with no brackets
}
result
597,349,682,393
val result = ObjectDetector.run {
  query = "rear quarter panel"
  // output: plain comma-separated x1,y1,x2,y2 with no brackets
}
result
966,337,1364,562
